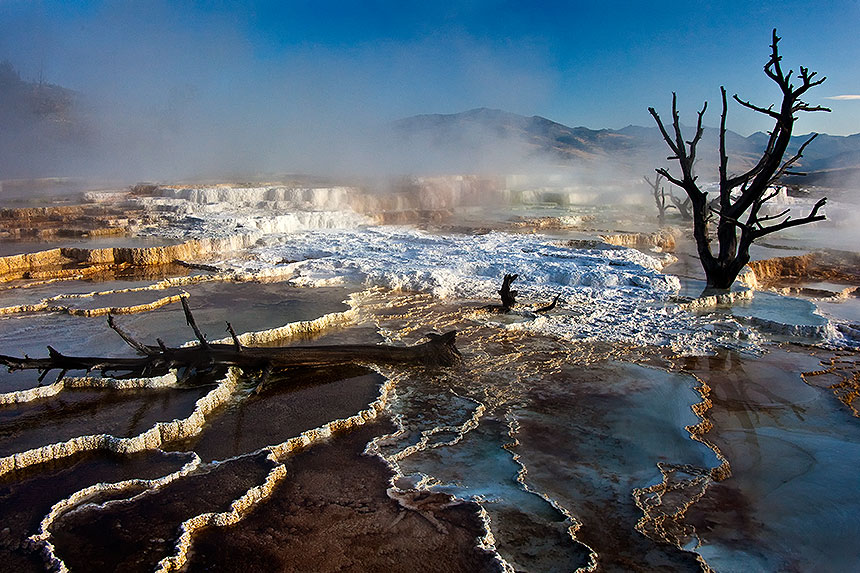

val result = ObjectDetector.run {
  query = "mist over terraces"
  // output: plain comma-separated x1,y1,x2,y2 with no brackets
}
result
2,58,859,189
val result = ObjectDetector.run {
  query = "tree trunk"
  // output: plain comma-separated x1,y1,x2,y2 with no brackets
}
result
0,300,463,387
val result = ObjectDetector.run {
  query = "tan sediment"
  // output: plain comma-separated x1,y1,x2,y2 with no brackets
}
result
802,353,860,417
684,373,732,482
0,293,185,316
363,371,514,572
153,463,289,573
631,463,715,573
0,248,68,278
11,301,387,572
59,235,255,266
677,288,754,310
474,506,516,573
153,374,397,572
509,215,595,230
743,254,816,290
205,307,359,347
67,293,185,316
0,368,239,477
0,203,151,242
599,229,678,252
0,235,256,282
630,365,731,567
0,270,274,316
744,251,860,290
266,374,395,462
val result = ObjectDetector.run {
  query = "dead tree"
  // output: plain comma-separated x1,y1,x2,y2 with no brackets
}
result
668,190,693,221
0,299,462,389
644,173,671,225
648,29,828,289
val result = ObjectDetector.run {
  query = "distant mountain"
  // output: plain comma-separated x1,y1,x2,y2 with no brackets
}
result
394,108,860,188
391,108,650,175
393,108,641,162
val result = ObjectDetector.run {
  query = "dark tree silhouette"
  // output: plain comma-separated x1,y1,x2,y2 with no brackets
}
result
644,173,671,225
648,30,829,289
668,190,693,221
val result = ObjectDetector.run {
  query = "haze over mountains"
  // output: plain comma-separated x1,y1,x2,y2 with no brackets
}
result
393,108,860,188
1,63,858,188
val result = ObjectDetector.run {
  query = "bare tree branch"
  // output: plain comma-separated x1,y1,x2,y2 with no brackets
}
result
768,133,818,186
226,322,243,352
107,314,158,356
709,207,755,232
649,28,829,289
733,94,781,120
655,168,686,189
755,208,791,224
751,197,826,238
181,295,210,351
648,105,681,157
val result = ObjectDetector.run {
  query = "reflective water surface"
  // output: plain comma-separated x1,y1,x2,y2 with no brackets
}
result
0,203,857,572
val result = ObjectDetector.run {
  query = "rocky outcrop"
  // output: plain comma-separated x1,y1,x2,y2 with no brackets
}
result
0,292,185,316
0,203,153,240
510,215,595,230
0,235,255,282
676,288,755,310
744,251,860,290
0,368,241,477
371,209,453,225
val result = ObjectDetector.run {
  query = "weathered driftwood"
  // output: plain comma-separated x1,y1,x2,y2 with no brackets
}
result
483,273,559,314
0,298,461,385
482,273,519,313
535,294,561,313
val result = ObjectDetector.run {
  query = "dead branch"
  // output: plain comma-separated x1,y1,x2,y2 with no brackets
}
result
535,294,561,313
482,273,519,312
1,307,463,386
751,197,826,238
181,296,210,350
226,322,242,352
645,173,672,224
669,191,693,221
499,273,518,309
107,314,159,356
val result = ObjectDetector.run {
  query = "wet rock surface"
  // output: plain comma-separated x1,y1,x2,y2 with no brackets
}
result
0,450,191,572
0,185,857,572
188,422,501,573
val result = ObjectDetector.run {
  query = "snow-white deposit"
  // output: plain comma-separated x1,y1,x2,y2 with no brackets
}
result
133,185,854,352
214,227,777,353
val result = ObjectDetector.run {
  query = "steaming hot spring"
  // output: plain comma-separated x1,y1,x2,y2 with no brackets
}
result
0,177,858,572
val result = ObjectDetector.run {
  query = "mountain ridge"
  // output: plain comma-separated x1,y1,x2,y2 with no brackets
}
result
394,107,860,187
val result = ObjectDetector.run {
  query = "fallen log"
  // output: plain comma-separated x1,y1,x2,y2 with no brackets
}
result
0,298,462,385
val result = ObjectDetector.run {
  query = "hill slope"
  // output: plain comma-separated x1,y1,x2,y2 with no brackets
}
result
394,108,860,187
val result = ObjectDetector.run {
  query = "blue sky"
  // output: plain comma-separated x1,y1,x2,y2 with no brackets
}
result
1,0,858,138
